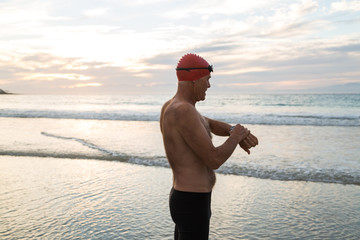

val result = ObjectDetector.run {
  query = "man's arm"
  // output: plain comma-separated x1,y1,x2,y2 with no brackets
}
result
204,117,259,154
205,117,232,136
160,99,172,134
176,105,249,169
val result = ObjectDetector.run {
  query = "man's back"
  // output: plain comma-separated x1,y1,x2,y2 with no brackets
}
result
160,97,216,192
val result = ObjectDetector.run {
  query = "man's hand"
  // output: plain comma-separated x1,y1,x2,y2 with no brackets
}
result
230,124,250,142
205,117,259,155
239,133,258,155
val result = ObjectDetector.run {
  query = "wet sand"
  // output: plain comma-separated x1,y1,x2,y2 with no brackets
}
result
1,156,359,239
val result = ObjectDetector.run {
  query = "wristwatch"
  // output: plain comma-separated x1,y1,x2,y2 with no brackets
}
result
229,126,235,133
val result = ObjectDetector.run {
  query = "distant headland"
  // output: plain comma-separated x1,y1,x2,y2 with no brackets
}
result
0,89,11,94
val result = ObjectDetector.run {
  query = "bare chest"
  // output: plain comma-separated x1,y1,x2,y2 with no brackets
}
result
200,115,212,139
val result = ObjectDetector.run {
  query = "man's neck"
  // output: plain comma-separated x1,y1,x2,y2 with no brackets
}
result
175,82,197,106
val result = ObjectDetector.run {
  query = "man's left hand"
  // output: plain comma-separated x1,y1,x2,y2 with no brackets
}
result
239,133,258,154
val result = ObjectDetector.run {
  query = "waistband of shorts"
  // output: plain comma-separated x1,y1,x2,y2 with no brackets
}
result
171,187,211,195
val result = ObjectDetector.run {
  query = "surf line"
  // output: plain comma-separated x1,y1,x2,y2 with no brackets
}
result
41,132,119,156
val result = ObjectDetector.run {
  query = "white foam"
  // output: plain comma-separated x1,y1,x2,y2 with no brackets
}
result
1,109,358,126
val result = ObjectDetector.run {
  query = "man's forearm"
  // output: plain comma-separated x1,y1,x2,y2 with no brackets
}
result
211,125,248,169
205,116,258,153
205,117,232,136
212,134,242,169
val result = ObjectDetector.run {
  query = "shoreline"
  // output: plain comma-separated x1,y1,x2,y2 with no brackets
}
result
1,155,359,239
1,152,359,187
1,117,359,186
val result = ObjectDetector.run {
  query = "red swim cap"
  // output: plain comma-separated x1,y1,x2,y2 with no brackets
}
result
176,53,213,81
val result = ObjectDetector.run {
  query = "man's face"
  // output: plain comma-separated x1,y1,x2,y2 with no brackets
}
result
194,75,211,101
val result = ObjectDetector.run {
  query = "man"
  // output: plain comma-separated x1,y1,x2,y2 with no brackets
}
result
160,53,258,240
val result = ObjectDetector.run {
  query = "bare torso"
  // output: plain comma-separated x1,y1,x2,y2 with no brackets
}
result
160,98,216,192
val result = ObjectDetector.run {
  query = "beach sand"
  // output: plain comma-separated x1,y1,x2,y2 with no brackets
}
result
1,156,359,239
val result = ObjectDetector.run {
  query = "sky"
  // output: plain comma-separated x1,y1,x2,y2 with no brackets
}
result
0,0,359,94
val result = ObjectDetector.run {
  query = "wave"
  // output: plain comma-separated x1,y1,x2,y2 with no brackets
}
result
1,150,358,186
0,109,159,122
127,158,360,186
41,132,121,156
212,113,360,127
218,164,360,186
1,109,359,126
1,132,358,186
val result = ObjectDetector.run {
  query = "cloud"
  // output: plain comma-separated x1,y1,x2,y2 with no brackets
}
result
62,83,102,88
327,43,360,53
20,73,93,81
192,41,242,55
163,0,270,19
159,0,324,49
136,82,169,87
0,52,159,93
262,0,320,37
124,0,168,5
193,35,360,91
216,80,316,91
1,0,360,94
82,8,108,17
331,0,360,12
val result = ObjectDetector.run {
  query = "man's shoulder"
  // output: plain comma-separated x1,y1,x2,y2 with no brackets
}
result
166,100,196,116
162,100,199,125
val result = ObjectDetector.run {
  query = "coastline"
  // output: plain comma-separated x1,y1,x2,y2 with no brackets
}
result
0,89,13,94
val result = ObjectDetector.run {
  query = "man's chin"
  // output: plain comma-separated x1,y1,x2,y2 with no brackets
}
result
196,92,207,102
203,92,207,99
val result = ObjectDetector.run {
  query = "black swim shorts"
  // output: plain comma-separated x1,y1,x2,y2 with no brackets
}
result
169,188,212,240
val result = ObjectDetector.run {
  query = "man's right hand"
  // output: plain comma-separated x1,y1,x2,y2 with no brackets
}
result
230,124,250,142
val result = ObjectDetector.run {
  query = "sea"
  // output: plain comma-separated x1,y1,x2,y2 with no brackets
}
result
1,93,360,239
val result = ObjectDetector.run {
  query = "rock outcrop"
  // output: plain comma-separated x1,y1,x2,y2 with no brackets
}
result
0,89,8,94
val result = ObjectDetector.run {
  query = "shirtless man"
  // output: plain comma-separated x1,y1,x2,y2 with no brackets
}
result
160,53,258,240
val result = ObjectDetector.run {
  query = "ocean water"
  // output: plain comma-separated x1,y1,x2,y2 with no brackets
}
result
1,93,359,185
1,93,360,239
1,94,359,126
